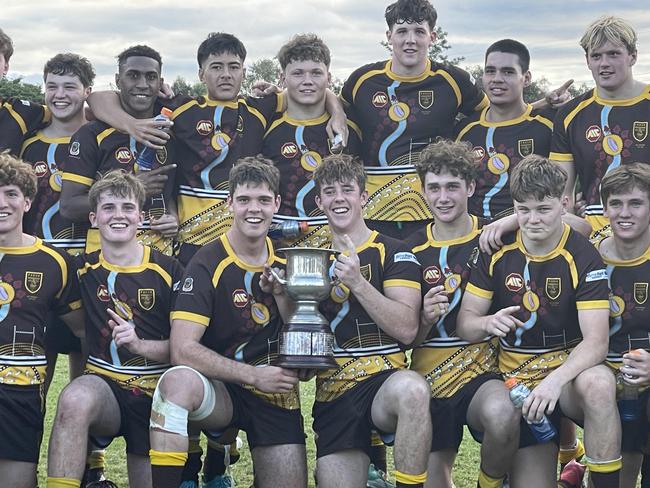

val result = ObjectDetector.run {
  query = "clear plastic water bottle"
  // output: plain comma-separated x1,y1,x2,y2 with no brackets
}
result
268,221,309,239
505,377,557,442
617,350,641,422
136,107,172,171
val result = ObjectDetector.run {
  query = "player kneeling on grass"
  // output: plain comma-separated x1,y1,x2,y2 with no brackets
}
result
407,140,520,488
47,171,184,488
457,155,622,487
597,163,650,487
148,156,308,488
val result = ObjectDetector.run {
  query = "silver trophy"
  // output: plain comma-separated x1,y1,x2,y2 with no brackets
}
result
271,247,339,369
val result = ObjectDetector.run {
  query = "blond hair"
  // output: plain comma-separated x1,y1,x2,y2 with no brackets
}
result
580,16,637,55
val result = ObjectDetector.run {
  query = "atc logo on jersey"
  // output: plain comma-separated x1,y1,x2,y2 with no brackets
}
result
97,284,110,302
281,142,299,159
423,265,441,285
585,125,602,143
472,146,486,160
372,91,389,108
232,289,249,308
196,120,214,136
33,162,48,178
115,147,133,164
505,273,524,292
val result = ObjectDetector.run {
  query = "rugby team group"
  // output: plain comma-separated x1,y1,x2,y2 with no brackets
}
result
0,0,649,487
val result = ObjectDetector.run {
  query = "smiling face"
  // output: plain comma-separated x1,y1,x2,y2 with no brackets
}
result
316,179,367,234
605,186,650,243
483,51,530,108
199,52,245,101
0,185,30,237
422,170,474,224
228,182,280,240
44,72,90,123
386,20,436,76
586,40,636,95
514,195,566,246
281,59,330,109
115,55,162,118
89,191,144,245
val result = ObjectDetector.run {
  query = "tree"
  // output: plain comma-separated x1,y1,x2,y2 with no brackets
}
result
0,77,44,103
170,76,206,98
241,58,281,95
381,26,465,66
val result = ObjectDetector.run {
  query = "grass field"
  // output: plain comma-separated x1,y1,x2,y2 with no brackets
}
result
38,360,483,487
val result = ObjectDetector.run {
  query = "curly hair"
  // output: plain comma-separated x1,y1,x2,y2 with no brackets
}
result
229,155,280,195
88,170,146,212
385,0,437,30
0,151,37,200
415,139,477,186
44,53,95,88
313,153,366,194
510,155,567,202
277,34,331,70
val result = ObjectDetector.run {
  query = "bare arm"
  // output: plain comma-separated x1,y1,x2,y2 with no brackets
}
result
412,285,448,346
555,159,576,209
325,89,348,147
170,318,298,393
59,181,91,222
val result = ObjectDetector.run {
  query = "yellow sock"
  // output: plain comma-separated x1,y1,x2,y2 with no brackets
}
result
395,470,427,486
583,456,622,473
87,449,106,470
478,469,503,488
371,431,384,447
149,449,188,467
47,478,81,488
559,438,585,464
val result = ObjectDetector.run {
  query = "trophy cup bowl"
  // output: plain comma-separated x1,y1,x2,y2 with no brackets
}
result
272,247,339,369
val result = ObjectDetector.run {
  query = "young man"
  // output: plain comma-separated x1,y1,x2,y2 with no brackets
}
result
341,0,487,240
596,163,650,487
551,16,650,239
60,45,178,256
455,39,554,222
148,156,307,488
457,156,621,487
408,140,520,488
46,171,184,488
0,28,50,155
0,152,82,488
309,153,431,488
263,33,361,248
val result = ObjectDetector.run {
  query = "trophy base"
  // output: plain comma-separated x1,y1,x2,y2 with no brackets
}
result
275,354,338,370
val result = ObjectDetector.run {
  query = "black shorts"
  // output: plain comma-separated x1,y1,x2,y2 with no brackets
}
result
89,374,153,456
312,370,397,458
621,388,650,453
44,313,81,355
365,220,428,241
0,384,44,463
430,373,500,452
517,404,565,449
205,383,305,450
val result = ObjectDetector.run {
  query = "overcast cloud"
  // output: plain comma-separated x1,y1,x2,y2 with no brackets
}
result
2,0,650,91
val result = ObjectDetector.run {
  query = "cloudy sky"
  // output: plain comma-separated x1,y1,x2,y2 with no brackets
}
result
3,0,650,91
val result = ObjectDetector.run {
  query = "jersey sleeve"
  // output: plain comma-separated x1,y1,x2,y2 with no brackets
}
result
0,98,48,154
61,125,100,187
450,66,488,116
246,92,283,124
549,102,575,162
574,241,610,310
171,257,215,327
53,249,82,315
383,242,421,291
465,249,495,300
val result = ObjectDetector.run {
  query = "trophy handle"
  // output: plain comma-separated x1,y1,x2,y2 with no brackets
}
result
269,267,288,286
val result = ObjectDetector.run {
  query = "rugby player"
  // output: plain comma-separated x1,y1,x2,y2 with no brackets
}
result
46,171,184,488
457,156,621,487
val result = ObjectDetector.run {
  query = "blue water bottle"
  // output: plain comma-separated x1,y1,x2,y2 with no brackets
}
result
505,377,557,442
136,107,172,171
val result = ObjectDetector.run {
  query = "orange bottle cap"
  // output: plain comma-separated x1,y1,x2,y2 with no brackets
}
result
504,377,518,389
160,107,173,117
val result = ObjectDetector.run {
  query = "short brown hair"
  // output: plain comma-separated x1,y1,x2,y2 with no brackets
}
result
228,155,280,195
44,53,95,88
88,170,146,212
580,16,637,55
601,163,650,205
0,151,37,199
415,139,477,186
313,154,366,194
510,155,567,202
277,34,331,70
0,28,13,61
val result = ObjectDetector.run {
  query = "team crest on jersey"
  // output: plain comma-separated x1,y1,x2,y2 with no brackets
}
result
518,139,534,157
423,265,441,285
182,277,194,292
24,272,43,294
33,162,48,178
372,91,388,108
505,273,524,292
138,288,155,310
418,90,434,109
232,288,249,308
196,120,214,136
360,264,372,282
237,115,244,133
634,282,648,305
281,142,299,159
115,147,133,164
545,277,561,300
155,147,168,165
585,125,602,143
97,284,110,302
472,146,486,160
633,121,648,142
69,141,80,156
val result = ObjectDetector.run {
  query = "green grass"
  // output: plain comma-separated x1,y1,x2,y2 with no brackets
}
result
38,360,483,487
